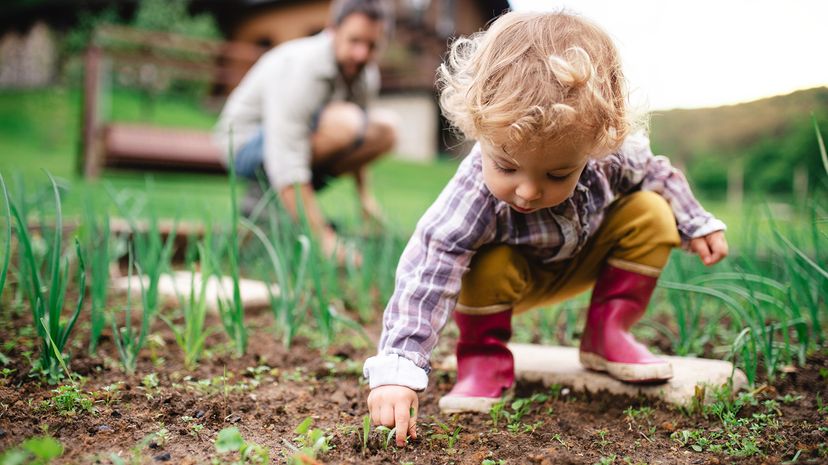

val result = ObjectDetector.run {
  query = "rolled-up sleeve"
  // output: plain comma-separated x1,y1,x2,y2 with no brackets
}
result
364,150,497,390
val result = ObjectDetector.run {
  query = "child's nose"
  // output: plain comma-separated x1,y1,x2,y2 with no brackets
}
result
516,181,542,202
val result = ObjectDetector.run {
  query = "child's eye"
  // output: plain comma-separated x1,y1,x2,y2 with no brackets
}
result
494,163,515,173
546,173,570,181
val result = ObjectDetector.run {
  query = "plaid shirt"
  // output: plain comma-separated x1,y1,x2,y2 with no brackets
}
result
363,133,726,391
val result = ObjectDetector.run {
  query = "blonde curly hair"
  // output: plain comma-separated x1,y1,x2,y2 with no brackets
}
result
438,11,637,155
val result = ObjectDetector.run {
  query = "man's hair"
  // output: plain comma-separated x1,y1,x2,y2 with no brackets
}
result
330,0,391,27
438,11,640,155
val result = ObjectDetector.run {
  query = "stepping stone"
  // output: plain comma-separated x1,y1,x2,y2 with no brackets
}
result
438,343,748,406
112,272,279,312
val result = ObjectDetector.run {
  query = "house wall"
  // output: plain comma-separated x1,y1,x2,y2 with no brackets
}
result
372,92,438,162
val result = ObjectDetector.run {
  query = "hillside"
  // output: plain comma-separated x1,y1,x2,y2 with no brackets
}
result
649,86,828,164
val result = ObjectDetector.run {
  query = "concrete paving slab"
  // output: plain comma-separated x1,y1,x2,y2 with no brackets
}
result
438,343,748,406
112,272,279,312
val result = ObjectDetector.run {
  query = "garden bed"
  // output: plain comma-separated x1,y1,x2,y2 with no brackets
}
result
1,306,826,464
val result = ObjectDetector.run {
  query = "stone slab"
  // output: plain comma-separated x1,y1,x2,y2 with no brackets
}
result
438,343,748,406
112,272,279,312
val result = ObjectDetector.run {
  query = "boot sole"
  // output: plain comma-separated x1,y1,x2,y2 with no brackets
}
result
438,388,514,414
579,351,673,383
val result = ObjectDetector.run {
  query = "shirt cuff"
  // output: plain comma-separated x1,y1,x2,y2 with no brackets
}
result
266,164,312,192
688,217,727,239
363,354,429,391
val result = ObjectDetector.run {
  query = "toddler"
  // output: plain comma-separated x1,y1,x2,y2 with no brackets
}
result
364,11,728,446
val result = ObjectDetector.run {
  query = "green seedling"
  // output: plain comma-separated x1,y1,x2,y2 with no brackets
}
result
362,415,370,454
374,425,397,450
0,435,63,465
83,196,112,355
429,419,462,450
49,383,95,416
0,173,11,310
286,417,333,464
110,249,150,374
163,243,213,370
11,172,86,382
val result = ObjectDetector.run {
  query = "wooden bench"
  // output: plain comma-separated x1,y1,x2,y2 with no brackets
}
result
80,25,264,178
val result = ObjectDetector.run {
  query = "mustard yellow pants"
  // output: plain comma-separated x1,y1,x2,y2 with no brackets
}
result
456,191,681,315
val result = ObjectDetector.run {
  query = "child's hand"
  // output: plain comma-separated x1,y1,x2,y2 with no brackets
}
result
367,385,418,447
689,230,728,266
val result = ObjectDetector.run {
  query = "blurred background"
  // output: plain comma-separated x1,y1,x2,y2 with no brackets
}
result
0,0,825,233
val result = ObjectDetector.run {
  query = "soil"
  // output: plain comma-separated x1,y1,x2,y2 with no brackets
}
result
1,303,826,465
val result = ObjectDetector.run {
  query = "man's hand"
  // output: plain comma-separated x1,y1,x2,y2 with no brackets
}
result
367,385,418,447
320,227,363,267
689,230,728,266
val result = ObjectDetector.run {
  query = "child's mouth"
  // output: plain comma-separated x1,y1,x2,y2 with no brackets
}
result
512,204,535,213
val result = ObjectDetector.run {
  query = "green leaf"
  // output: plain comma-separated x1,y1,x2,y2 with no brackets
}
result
295,417,313,435
215,427,244,453
0,449,29,465
22,436,63,460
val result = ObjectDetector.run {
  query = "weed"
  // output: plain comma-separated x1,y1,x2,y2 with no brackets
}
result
482,459,506,465
49,383,95,416
593,429,611,454
596,455,617,465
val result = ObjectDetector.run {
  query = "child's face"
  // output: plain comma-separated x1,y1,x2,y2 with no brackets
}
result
480,138,592,213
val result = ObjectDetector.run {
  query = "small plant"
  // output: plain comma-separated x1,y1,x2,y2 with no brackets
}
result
286,417,333,463
11,172,86,382
83,198,112,355
49,384,95,416
374,425,397,450
428,419,462,450
362,414,371,454
110,249,150,374
0,436,63,465
482,459,506,465
0,173,11,311
163,243,213,370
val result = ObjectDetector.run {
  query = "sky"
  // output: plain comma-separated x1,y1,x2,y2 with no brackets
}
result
507,0,827,111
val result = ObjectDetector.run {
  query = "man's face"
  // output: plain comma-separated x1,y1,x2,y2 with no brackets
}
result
332,12,384,81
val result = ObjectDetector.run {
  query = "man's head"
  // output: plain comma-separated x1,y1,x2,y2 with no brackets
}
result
329,0,390,81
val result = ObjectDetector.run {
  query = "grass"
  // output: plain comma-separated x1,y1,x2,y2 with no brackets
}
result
1,85,825,391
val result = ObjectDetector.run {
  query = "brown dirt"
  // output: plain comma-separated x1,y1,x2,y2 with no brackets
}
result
1,303,826,465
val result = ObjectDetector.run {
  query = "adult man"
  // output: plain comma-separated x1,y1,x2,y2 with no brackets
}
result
214,0,396,262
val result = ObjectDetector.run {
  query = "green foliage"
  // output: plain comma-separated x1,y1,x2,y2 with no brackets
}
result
10,173,86,382
83,197,113,354
287,417,333,464
132,0,220,39
214,427,270,464
0,436,63,465
162,244,213,369
0,173,11,309
109,250,150,374
48,383,96,416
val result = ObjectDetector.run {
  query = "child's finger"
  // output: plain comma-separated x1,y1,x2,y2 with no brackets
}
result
708,233,729,264
690,238,713,265
408,400,418,440
394,402,411,446
380,404,395,428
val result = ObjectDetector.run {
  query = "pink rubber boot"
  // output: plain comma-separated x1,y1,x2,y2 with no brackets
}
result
439,309,515,413
579,264,673,383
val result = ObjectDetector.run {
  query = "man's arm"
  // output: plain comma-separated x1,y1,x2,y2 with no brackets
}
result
278,183,341,261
